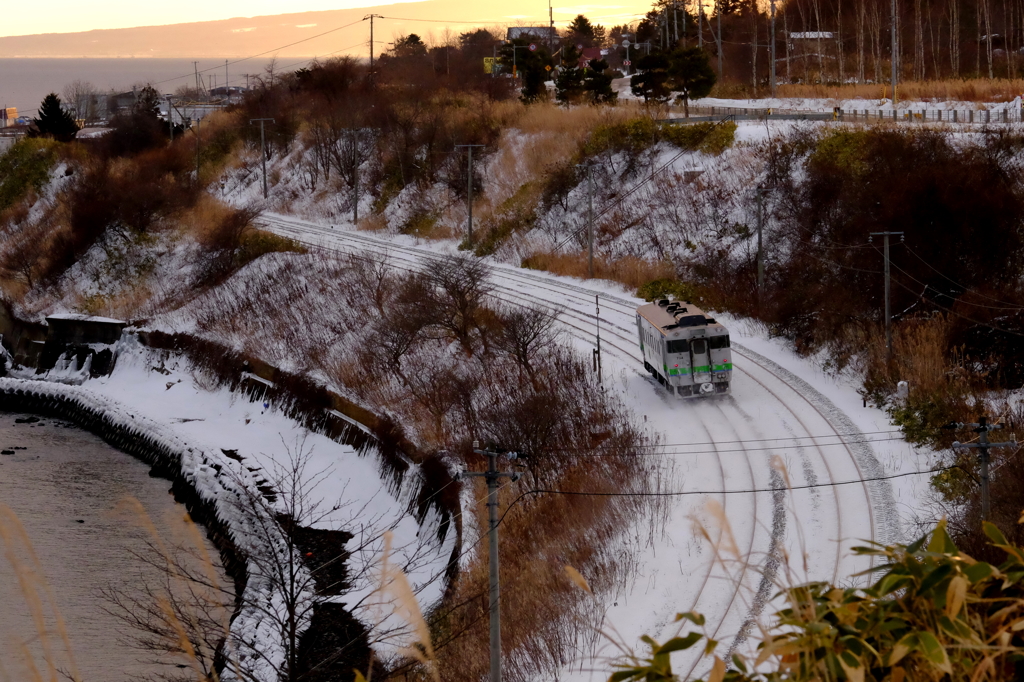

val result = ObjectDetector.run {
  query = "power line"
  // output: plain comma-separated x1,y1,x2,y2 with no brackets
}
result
560,428,905,450
149,18,366,88
566,435,910,458
878,246,1024,312
903,243,1024,309
493,465,954,530
554,117,738,252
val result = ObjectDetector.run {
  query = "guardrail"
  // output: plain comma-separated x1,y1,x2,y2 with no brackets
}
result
662,105,1023,124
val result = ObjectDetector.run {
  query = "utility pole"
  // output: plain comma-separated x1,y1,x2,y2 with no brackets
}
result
225,60,229,101
755,187,769,308
952,417,1018,521
167,98,174,142
594,295,603,384
891,0,898,107
349,129,361,223
194,61,200,95
194,117,201,178
456,144,486,245
365,14,383,85
717,0,723,78
770,0,777,97
869,231,904,362
461,444,520,682
250,118,275,199
578,162,596,278
698,0,704,48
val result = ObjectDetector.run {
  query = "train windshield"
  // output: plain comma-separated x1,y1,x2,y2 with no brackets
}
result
667,339,689,354
709,335,730,349
690,339,707,355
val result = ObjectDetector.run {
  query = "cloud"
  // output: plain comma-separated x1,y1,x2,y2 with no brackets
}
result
231,27,257,33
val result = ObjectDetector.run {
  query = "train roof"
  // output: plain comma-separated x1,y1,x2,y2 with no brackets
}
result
636,299,726,335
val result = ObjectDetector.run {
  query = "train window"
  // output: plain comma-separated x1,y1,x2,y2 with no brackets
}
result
667,339,689,354
690,339,707,355
709,335,730,349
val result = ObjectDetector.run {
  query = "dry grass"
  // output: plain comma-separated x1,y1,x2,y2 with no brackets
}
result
0,504,83,682
522,252,676,291
774,79,1024,103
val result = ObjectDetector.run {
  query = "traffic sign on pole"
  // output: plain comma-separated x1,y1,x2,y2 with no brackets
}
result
623,60,631,66
529,43,537,51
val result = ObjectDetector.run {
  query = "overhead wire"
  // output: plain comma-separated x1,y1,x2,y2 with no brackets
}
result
903,242,1024,309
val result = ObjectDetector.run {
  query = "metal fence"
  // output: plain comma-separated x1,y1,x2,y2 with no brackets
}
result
665,104,1024,125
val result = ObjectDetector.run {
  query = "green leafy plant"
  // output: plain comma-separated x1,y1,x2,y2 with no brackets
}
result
612,519,1024,682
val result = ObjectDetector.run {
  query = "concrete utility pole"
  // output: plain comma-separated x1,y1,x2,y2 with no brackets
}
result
891,0,898,108
952,417,1018,520
462,444,520,682
194,117,201,177
717,0,723,77
456,144,485,245
869,231,904,362
579,162,595,278
250,118,275,199
698,0,704,48
594,294,603,384
349,129,361,223
770,0,777,97
365,14,383,85
755,187,770,308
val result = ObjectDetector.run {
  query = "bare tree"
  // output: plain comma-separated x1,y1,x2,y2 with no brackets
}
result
492,304,560,385
422,255,492,354
62,80,97,122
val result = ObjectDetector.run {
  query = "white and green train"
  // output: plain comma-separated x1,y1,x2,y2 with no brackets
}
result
636,299,732,397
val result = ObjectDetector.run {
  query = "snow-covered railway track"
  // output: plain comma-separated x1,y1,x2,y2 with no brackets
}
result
258,215,895,675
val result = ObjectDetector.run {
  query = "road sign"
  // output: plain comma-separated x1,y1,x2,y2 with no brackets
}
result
483,57,495,74
577,43,584,50
545,65,552,71
529,43,537,51
622,40,631,48
623,59,632,66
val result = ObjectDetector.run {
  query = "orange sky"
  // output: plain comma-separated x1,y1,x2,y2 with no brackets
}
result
0,0,654,38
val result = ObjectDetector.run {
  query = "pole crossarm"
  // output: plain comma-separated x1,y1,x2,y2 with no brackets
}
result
460,443,520,682
951,417,1019,521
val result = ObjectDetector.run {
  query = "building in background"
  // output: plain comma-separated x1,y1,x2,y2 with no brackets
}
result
0,107,17,129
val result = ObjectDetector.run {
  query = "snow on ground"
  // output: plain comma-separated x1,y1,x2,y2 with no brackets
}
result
12,338,456,656
260,214,939,680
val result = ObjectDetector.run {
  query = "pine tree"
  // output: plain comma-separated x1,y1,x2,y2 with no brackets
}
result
630,53,673,103
32,93,79,142
583,59,618,104
668,47,717,116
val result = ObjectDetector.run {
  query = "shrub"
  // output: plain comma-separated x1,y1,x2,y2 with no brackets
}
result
0,138,59,213
614,519,1024,682
661,120,737,154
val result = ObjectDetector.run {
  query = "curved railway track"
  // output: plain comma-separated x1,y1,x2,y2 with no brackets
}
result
259,215,898,674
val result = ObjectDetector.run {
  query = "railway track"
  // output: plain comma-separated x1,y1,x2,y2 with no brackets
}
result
259,214,898,674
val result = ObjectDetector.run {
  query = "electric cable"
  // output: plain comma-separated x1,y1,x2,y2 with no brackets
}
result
903,242,1024,309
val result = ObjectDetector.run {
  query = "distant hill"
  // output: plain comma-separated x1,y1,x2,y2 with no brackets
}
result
0,0,532,58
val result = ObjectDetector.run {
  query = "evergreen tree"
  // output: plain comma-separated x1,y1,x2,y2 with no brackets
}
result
583,59,617,104
32,93,79,142
630,53,672,103
564,14,607,48
555,67,587,104
498,39,552,104
668,47,717,117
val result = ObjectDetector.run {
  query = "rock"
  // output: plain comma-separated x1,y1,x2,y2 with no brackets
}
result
14,416,40,424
